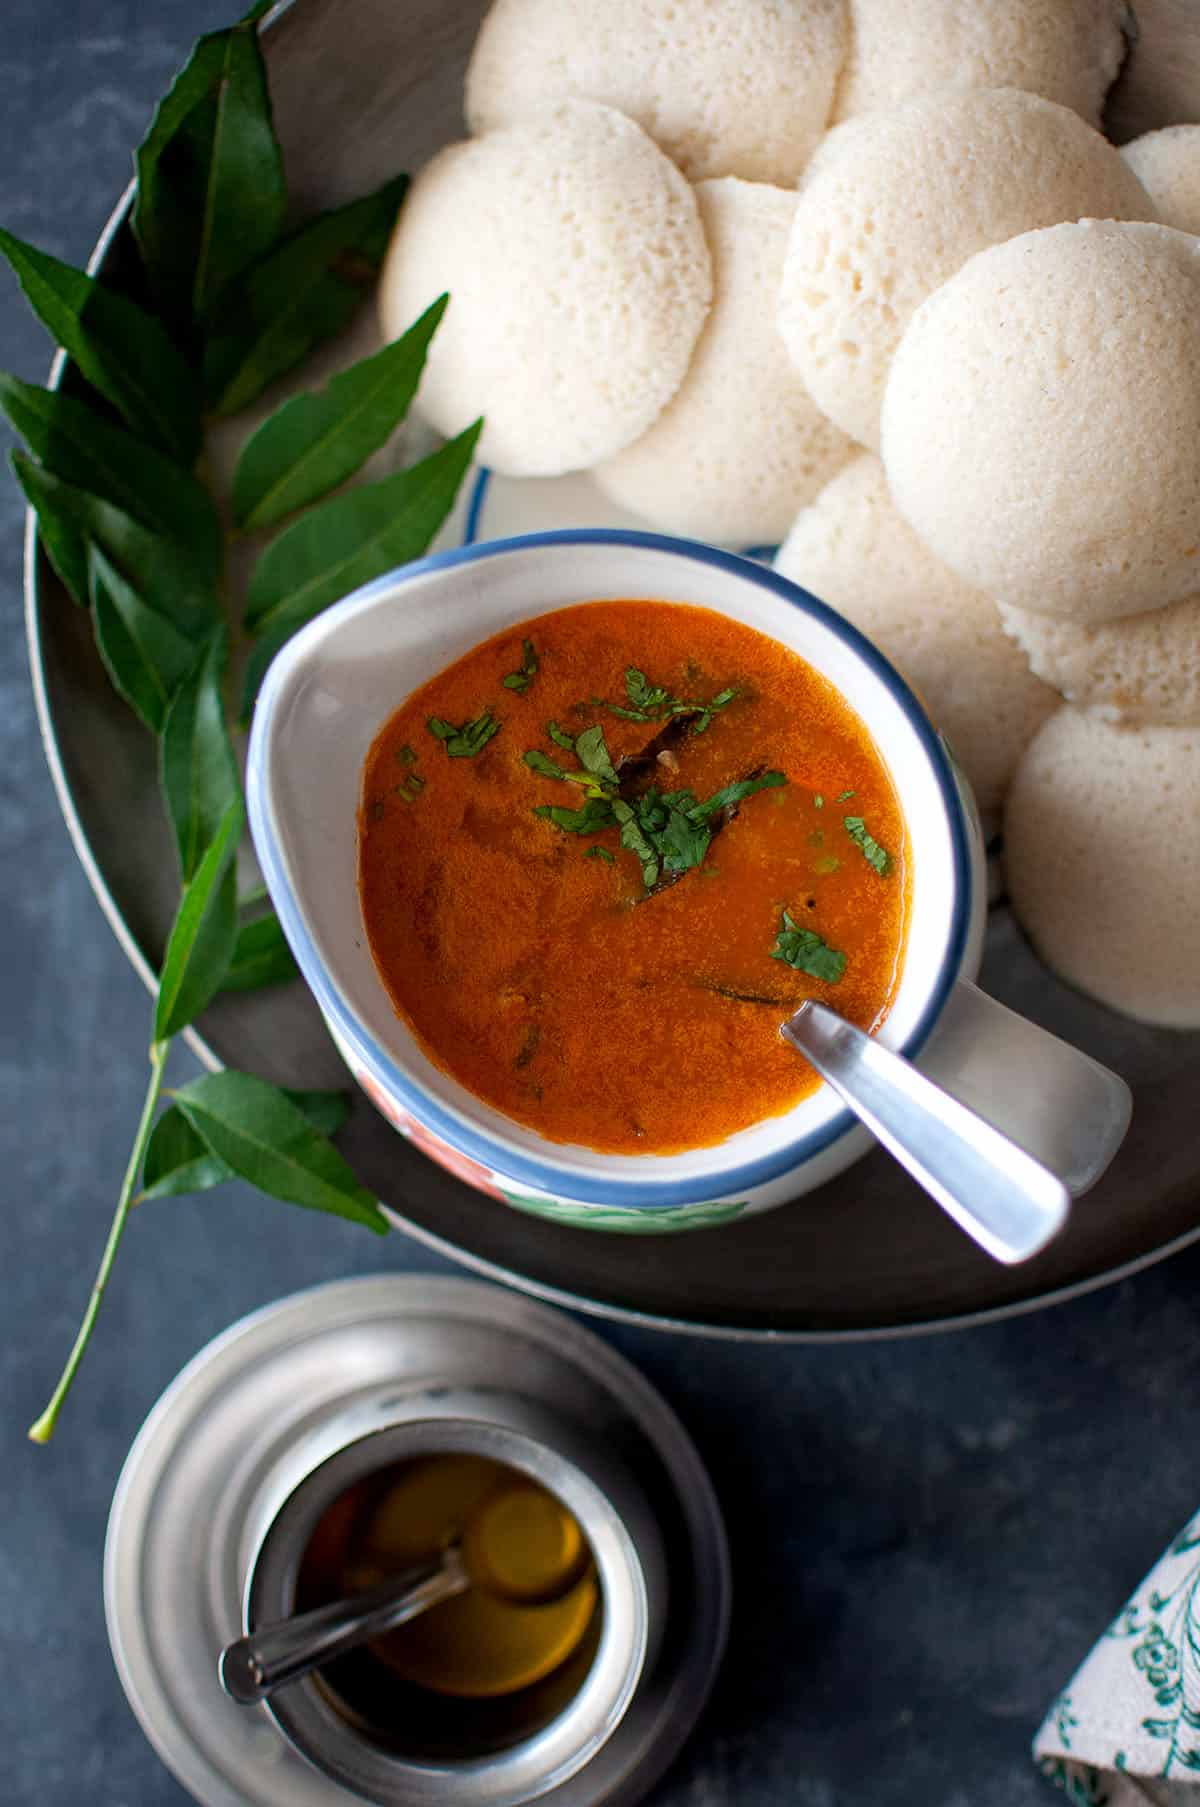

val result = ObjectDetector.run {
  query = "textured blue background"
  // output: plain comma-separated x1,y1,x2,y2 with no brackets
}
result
4,6,1200,1803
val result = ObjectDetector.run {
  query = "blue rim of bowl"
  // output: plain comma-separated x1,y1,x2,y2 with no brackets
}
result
247,528,973,1208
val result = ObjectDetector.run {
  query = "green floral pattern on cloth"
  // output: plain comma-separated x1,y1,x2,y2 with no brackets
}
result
1034,1512,1200,1807
498,1190,747,1233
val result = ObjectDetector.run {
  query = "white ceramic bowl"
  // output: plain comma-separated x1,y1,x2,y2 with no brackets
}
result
246,530,989,1231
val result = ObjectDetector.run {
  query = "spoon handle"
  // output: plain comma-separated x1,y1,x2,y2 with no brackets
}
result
219,1548,469,1706
782,1002,1070,1265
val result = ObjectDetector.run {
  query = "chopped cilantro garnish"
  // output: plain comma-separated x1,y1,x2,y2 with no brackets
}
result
814,793,824,809
771,911,847,982
502,637,539,694
608,667,739,734
844,815,892,876
574,723,619,787
547,721,576,751
396,744,417,766
584,845,615,864
427,711,500,758
836,789,855,803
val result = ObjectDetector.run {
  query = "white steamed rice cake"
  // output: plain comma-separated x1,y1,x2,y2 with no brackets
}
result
377,101,712,476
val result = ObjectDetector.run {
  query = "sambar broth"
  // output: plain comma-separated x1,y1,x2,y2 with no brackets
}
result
358,600,909,1153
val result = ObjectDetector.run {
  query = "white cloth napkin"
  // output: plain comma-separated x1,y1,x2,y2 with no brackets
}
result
1035,1509,1200,1806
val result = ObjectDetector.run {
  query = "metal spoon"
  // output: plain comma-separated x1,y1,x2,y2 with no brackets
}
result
220,1547,469,1705
782,1000,1071,1265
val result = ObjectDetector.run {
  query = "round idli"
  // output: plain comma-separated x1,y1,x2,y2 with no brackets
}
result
593,179,853,545
832,0,1129,127
777,89,1153,451
1121,125,1200,237
464,0,847,185
377,103,711,476
881,220,1200,623
998,593,1200,726
1005,708,1200,1027
775,455,1056,811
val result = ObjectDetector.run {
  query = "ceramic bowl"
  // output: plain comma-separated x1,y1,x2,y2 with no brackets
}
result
246,528,994,1229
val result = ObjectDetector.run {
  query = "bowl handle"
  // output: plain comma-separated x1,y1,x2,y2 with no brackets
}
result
915,980,1131,1197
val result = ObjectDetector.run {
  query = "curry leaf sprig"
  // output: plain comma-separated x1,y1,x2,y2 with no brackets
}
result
9,7,478,1441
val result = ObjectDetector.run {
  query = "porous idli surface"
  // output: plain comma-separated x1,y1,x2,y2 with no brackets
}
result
998,593,1200,726
881,221,1200,623
377,103,711,476
1005,708,1200,1027
465,0,847,186
1121,126,1200,237
593,179,852,545
833,0,1129,127
775,455,1056,811
778,89,1152,451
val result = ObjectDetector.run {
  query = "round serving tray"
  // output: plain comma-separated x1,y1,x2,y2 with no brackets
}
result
25,0,1200,1340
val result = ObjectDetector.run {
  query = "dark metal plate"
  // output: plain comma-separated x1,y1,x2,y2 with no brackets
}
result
24,0,1200,1339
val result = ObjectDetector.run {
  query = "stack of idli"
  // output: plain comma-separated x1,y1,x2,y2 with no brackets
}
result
372,0,1200,1026
831,0,1130,128
776,87,1150,450
1121,124,1200,235
878,218,1200,1025
593,179,854,544
378,102,711,475
775,456,1056,813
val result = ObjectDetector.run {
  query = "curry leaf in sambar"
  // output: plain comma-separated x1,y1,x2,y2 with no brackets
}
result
154,795,243,1041
172,1070,388,1232
232,294,447,530
243,418,482,640
203,174,410,415
0,228,200,460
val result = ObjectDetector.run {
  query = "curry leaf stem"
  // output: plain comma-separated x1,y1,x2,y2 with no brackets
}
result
27,1037,171,1443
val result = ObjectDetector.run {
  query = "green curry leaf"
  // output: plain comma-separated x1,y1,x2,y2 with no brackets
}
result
243,418,481,641
0,227,200,459
160,627,241,881
203,173,409,415
153,795,244,1042
171,1070,388,1232
232,294,447,529
89,545,199,734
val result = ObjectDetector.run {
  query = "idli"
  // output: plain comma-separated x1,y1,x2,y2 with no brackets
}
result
881,221,1200,623
465,0,847,184
594,179,853,545
775,455,1056,811
998,593,1200,726
778,89,1152,450
1121,125,1200,237
1005,708,1200,1027
833,0,1129,127
377,103,711,476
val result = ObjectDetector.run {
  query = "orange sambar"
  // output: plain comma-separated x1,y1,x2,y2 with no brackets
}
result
358,600,909,1154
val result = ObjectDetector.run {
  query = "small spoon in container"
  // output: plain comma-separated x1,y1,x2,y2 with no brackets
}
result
219,1482,592,1707
782,1000,1071,1265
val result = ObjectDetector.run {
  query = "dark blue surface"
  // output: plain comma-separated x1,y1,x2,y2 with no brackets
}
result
4,8,1200,1805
